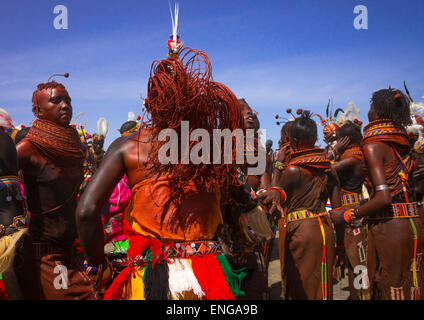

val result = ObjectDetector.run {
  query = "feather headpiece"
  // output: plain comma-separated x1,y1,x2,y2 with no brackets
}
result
0,107,14,130
167,1,183,57
404,82,424,151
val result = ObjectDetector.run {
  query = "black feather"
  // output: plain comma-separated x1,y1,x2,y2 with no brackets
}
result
334,108,344,118
403,81,414,103
325,100,330,118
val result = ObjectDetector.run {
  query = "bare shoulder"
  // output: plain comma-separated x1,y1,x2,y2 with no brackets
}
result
281,165,302,183
362,142,390,154
16,138,45,173
362,142,389,163
104,128,153,169
16,138,39,163
16,138,35,156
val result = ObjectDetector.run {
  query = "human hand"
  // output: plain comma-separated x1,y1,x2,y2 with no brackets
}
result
334,136,351,155
256,189,281,214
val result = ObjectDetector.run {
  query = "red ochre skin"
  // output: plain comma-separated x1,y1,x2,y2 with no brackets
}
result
14,86,94,300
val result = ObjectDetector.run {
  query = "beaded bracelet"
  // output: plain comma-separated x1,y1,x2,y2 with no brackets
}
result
267,186,287,204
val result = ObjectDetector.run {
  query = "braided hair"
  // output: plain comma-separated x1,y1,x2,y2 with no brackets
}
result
289,110,317,145
371,88,411,126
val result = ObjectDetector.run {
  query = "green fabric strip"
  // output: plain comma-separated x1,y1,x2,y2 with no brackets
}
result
410,218,418,238
216,254,248,297
113,239,129,253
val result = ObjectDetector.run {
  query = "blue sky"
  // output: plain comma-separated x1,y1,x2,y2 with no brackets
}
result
1,0,423,149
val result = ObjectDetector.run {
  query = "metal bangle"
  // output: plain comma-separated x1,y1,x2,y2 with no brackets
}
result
375,184,389,192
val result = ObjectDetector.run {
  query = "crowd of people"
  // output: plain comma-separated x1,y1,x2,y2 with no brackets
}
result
1,34,424,301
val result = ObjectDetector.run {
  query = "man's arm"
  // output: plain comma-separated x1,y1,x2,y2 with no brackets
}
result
16,139,46,176
256,165,299,213
331,157,356,175
327,167,342,210
259,153,273,190
353,143,391,218
76,137,127,265
270,143,291,187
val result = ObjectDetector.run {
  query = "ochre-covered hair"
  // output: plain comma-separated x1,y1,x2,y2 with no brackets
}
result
144,47,244,206
32,81,67,108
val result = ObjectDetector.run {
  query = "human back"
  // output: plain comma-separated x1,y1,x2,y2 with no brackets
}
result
120,128,223,241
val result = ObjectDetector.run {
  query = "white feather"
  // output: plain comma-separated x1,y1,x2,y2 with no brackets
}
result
410,102,424,116
168,1,183,53
0,108,11,120
336,101,360,124
0,107,14,129
97,118,108,137
128,112,136,121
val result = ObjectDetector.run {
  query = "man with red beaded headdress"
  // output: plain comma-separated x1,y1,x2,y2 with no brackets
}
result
16,74,96,299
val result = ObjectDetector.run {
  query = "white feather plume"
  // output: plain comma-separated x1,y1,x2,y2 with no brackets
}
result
168,1,183,54
336,101,360,124
0,107,14,129
128,112,136,122
410,102,424,117
97,117,108,137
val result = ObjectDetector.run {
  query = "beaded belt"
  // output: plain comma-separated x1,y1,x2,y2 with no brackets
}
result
287,210,328,223
342,193,363,206
0,176,23,202
368,202,419,220
131,240,223,267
